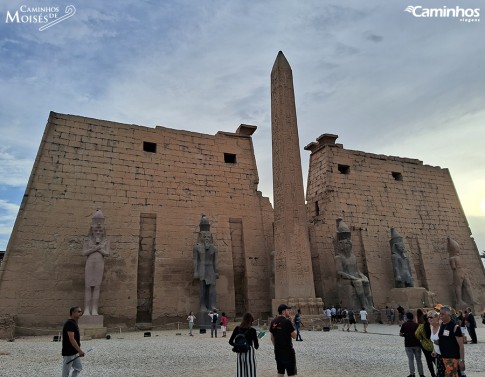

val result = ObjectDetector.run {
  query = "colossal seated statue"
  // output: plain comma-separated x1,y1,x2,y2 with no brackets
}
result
334,218,374,311
389,228,414,288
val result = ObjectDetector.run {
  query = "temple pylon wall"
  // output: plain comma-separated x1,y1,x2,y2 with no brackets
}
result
305,135,485,310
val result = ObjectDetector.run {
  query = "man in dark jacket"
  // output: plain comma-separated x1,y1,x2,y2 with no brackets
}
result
465,307,477,344
400,312,425,377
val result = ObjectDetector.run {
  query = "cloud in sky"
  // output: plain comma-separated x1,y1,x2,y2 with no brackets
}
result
0,0,484,251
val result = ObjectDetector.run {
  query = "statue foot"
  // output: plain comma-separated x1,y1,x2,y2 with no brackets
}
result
91,311,99,316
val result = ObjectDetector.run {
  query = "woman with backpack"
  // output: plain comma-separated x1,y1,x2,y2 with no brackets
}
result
229,312,259,377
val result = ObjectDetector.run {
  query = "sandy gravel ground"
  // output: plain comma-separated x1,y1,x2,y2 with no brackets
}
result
1,322,484,376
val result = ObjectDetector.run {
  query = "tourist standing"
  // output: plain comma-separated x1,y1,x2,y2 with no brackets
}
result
429,310,445,377
465,307,477,344
438,306,465,376
397,304,405,325
359,307,368,333
457,310,467,344
229,312,259,377
331,306,337,323
386,306,392,325
221,312,228,338
415,309,436,377
341,308,350,331
270,304,297,376
61,306,85,377
348,308,357,331
187,311,196,336
294,309,303,341
400,312,425,377
209,309,219,338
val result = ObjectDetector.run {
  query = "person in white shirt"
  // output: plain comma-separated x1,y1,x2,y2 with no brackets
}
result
359,307,368,333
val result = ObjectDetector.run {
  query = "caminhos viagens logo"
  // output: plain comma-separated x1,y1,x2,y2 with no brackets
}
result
405,5,480,22
5,4,76,31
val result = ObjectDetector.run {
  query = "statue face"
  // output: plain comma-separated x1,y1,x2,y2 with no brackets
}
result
92,222,105,243
338,239,352,256
201,232,212,246
395,242,405,254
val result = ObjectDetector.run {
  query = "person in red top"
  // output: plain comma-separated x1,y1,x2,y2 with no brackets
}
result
400,312,425,377
220,312,228,337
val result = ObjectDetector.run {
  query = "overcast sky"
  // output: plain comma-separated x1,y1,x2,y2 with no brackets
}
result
1,0,484,256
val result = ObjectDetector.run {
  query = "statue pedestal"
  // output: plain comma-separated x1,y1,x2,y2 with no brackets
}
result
387,287,433,309
272,297,324,316
78,315,107,339
197,310,211,332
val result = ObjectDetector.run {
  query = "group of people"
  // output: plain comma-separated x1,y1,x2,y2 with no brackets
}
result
399,304,479,377
61,303,481,377
228,304,298,377
337,307,368,332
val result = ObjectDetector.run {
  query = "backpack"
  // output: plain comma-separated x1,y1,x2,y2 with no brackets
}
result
232,330,250,353
212,313,218,324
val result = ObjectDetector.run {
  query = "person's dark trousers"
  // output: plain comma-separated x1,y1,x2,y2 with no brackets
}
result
467,325,477,343
211,323,217,338
421,347,436,377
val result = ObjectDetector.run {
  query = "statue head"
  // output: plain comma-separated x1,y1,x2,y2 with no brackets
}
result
336,217,351,241
390,228,405,255
447,237,461,256
198,215,213,247
90,209,105,243
337,238,353,256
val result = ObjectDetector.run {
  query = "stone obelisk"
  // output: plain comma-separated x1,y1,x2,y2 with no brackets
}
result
271,51,322,315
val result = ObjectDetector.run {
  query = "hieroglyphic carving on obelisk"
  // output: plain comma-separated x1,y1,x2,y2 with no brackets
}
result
271,51,322,313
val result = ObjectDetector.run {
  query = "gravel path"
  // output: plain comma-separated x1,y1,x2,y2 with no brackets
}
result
1,323,484,376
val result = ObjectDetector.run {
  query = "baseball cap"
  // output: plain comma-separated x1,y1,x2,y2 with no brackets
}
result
434,304,443,311
278,304,292,314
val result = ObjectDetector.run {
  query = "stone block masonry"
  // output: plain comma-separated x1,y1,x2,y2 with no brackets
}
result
305,135,485,309
0,112,274,334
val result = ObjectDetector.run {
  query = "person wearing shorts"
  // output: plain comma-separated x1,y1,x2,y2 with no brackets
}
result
342,308,350,331
220,312,228,337
348,308,357,331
